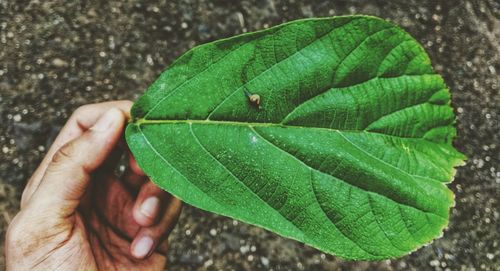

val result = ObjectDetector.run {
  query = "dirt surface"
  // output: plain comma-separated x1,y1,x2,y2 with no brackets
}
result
1,0,499,270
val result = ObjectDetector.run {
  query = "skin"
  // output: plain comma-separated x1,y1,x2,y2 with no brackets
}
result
5,101,182,270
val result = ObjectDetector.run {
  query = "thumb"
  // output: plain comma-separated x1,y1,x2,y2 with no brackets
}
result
28,108,126,215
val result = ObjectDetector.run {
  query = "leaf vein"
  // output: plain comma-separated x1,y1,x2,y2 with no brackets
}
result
309,170,378,257
250,126,445,218
143,42,248,119
188,123,303,234
205,18,362,120
336,130,444,185
367,194,407,252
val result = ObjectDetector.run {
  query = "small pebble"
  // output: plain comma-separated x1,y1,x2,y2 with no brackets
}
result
209,229,217,236
52,58,68,67
240,245,250,254
260,256,269,267
203,259,213,267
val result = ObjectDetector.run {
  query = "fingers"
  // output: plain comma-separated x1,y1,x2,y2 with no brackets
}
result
133,181,169,227
130,180,183,259
21,100,133,208
131,196,182,259
27,108,126,217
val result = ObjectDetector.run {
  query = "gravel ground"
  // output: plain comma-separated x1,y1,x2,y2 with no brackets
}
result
1,0,499,270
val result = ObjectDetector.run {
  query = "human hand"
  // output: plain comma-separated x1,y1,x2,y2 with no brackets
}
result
5,101,182,270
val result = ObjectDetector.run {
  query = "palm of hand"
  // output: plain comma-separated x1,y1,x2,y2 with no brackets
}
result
9,149,181,271
56,171,173,270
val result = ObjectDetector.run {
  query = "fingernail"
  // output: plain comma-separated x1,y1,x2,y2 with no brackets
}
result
132,235,154,258
91,108,118,132
140,197,160,218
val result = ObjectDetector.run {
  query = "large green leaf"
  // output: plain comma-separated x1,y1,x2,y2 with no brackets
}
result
126,15,465,260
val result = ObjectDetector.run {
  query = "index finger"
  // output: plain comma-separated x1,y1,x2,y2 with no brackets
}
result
21,100,133,208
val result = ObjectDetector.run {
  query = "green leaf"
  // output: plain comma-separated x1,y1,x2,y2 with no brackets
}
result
126,15,465,260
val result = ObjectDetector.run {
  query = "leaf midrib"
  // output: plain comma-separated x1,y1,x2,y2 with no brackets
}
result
132,118,446,142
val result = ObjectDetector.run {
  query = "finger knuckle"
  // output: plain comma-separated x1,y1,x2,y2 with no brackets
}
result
51,142,76,164
72,104,90,117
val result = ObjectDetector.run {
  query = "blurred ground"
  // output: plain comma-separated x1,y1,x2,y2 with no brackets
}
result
0,0,499,270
